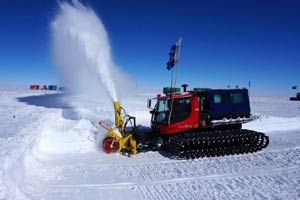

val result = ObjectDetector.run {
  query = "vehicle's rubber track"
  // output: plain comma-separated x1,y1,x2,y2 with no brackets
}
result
165,129,269,159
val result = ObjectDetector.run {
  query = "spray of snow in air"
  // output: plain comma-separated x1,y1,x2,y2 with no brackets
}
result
51,0,122,102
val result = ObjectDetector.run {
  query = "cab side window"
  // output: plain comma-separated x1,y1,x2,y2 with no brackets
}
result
171,98,191,123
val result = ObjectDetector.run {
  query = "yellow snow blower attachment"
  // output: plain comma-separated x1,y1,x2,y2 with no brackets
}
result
101,102,137,155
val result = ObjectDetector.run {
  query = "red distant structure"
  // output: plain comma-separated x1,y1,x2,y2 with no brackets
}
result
30,85,40,90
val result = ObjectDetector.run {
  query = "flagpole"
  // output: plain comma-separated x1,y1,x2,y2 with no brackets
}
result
166,37,182,125
170,67,174,88
168,62,179,125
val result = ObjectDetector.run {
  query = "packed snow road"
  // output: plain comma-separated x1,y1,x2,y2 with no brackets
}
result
0,89,300,199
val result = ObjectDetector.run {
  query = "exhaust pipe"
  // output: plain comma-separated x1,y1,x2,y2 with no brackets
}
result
182,84,188,92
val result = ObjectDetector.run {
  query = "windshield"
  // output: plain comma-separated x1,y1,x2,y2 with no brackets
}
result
154,97,191,125
154,99,169,124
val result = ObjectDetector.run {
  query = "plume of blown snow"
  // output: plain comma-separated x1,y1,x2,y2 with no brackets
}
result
51,0,135,104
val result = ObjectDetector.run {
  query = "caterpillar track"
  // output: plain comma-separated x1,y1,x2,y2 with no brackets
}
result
165,129,269,159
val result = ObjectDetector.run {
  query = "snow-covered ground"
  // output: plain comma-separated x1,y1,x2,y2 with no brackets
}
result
1,89,300,200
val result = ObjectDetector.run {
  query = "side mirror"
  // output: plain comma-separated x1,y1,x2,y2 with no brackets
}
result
147,99,151,108
147,98,157,110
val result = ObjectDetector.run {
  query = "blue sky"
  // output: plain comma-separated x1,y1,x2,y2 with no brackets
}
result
0,0,299,94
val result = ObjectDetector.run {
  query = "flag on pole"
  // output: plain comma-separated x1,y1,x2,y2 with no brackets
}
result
166,37,182,70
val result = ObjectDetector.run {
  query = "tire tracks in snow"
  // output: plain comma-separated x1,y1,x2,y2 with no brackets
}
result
44,161,300,199
111,148,300,182
43,146,300,196
47,164,300,190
